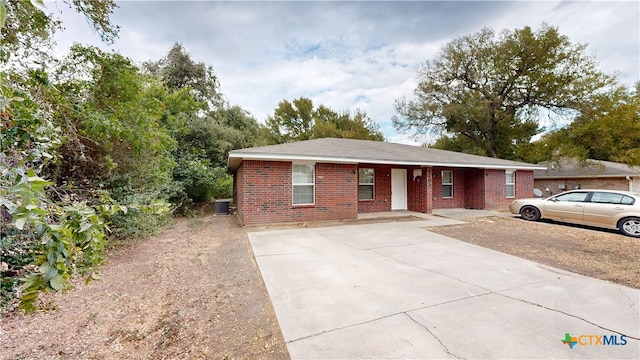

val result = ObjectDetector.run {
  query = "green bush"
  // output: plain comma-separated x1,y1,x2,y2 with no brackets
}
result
105,177,174,241
173,156,232,203
0,225,38,310
210,171,233,200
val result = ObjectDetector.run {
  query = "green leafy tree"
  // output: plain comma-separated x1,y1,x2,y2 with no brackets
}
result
264,97,384,144
145,45,259,203
217,105,261,151
534,84,640,166
265,98,315,143
0,0,118,63
394,24,615,160
143,42,224,111
0,2,175,312
51,45,177,193
171,109,255,202
430,135,486,156
312,109,384,141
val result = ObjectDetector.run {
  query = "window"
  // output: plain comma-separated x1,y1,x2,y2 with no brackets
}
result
505,170,515,198
590,192,635,205
553,192,588,202
292,164,314,205
441,170,453,198
359,168,375,200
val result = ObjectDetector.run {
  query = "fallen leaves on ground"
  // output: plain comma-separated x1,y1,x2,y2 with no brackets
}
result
1,215,289,360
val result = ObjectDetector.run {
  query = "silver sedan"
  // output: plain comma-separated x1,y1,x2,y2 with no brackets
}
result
509,189,640,237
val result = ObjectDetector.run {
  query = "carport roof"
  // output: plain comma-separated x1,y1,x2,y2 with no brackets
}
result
228,138,546,171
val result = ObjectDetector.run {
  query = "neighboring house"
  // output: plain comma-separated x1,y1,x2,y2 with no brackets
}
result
227,138,546,225
534,159,640,196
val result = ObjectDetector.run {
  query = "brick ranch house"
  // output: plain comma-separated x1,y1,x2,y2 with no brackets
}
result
535,158,640,196
227,138,546,226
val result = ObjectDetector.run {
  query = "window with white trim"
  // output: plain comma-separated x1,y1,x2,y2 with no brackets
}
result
358,168,374,200
292,164,314,205
441,170,453,198
506,170,515,198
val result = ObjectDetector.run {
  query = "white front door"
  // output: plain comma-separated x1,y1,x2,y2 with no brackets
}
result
391,169,407,210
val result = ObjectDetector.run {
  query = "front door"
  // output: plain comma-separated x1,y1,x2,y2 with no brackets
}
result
391,169,407,210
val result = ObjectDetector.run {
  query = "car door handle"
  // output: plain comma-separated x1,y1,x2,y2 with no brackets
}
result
573,204,583,207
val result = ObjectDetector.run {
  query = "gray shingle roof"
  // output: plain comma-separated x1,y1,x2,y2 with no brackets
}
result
535,159,640,178
228,138,545,171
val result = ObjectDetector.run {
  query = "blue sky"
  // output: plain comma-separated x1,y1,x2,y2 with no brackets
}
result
51,0,640,144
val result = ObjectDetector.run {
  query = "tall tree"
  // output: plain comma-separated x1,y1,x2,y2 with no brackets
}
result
265,98,315,143
143,43,224,111
535,84,640,166
1,0,118,63
264,97,384,144
0,0,175,313
143,44,260,203
394,24,614,160
52,45,176,191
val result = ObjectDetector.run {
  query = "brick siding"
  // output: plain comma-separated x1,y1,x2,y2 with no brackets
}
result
432,167,468,209
235,160,358,225
482,169,535,210
357,164,393,213
534,177,632,196
357,165,433,214
235,160,536,225
432,167,535,211
407,167,432,213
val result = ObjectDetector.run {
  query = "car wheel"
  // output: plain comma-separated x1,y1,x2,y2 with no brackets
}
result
618,217,640,238
520,206,541,221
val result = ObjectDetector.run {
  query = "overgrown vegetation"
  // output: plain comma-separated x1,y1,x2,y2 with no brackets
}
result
0,1,255,312
1,2,636,315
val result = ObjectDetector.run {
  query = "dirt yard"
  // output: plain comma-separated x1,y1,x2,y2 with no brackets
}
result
1,212,638,359
429,215,640,289
0,215,289,360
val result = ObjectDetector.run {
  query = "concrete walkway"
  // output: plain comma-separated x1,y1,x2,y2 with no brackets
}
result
248,215,639,359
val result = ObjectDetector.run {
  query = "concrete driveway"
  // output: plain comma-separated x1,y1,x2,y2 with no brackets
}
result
248,215,639,359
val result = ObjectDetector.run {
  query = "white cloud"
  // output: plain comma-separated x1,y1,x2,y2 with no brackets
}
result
49,0,639,142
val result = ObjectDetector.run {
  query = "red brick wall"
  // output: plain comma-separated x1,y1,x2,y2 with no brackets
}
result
357,165,433,214
357,164,392,213
408,167,432,213
235,160,358,225
429,168,535,211
463,168,485,209
234,160,537,224
483,169,535,210
432,167,467,209
516,170,535,199
483,169,506,210
233,169,241,217
534,177,630,196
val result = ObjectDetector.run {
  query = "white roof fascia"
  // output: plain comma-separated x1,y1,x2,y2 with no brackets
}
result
229,153,547,171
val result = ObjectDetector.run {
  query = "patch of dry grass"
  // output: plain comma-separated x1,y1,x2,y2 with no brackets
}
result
429,216,640,289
